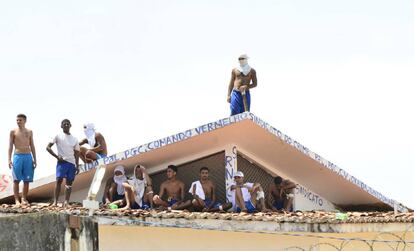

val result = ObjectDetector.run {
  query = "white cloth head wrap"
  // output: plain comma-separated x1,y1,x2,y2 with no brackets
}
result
237,54,251,76
113,165,127,195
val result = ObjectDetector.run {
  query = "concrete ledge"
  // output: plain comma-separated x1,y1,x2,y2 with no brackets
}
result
95,215,414,233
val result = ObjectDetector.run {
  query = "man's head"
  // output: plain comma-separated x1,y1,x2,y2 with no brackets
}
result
274,176,283,186
16,114,27,128
134,164,144,180
166,165,178,179
114,165,125,177
238,54,249,67
61,119,71,134
200,167,209,180
234,171,244,185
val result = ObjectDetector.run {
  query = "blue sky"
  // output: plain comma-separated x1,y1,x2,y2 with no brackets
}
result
1,0,413,208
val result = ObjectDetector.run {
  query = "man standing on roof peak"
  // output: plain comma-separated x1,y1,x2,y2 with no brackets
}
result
227,54,258,115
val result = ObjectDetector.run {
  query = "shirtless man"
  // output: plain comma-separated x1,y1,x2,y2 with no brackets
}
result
229,171,267,213
267,176,296,211
190,167,232,212
153,165,192,210
227,54,258,115
79,123,107,163
8,114,37,206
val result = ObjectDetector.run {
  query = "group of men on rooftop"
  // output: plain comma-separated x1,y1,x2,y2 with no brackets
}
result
8,114,107,207
102,164,297,213
5,54,287,212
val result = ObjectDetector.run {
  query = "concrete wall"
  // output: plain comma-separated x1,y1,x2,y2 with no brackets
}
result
0,213,98,251
99,225,414,251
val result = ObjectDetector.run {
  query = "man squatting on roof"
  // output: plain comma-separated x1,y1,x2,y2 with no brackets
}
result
227,54,257,116
46,119,80,207
8,114,37,206
79,123,108,163
189,167,232,212
267,176,297,212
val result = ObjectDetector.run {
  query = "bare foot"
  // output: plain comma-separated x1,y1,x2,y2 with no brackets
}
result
13,200,21,208
21,198,29,206
118,206,131,210
50,201,58,207
62,201,70,208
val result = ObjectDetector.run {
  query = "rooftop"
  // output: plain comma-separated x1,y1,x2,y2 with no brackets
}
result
1,203,413,234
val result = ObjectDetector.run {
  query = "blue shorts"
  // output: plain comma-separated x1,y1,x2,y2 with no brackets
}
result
96,153,106,159
167,198,178,207
113,192,125,202
204,199,221,209
273,199,293,212
56,161,76,182
236,200,256,213
131,202,150,210
12,153,34,182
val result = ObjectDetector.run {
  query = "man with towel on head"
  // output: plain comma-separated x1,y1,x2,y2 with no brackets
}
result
103,165,127,206
190,167,232,212
121,164,154,210
229,171,268,213
227,54,258,115
153,165,192,210
79,123,107,163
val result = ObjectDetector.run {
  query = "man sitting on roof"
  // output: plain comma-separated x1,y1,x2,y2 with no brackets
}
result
189,167,232,212
79,123,107,163
229,171,268,213
153,165,192,210
103,166,127,205
120,164,154,210
267,176,296,212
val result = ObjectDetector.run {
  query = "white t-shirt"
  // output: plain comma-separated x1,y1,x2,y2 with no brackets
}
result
229,182,254,202
51,133,80,165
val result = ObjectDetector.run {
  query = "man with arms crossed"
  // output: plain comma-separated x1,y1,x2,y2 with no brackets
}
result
227,54,258,115
46,119,80,207
190,167,232,212
153,165,191,210
8,114,37,206
267,176,296,211
79,123,107,163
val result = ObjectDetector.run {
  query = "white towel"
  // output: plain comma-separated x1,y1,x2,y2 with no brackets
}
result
128,178,146,207
127,167,147,206
189,180,205,200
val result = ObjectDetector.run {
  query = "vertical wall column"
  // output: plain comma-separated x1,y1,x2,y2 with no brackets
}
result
225,145,237,203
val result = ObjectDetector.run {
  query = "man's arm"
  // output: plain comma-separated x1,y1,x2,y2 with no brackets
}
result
180,182,185,202
8,130,14,169
267,185,277,210
79,138,88,146
46,142,63,161
158,182,166,200
227,70,235,103
249,69,257,89
29,131,37,169
74,150,80,174
89,133,107,153
141,166,152,187
209,183,217,209
282,180,297,190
